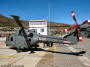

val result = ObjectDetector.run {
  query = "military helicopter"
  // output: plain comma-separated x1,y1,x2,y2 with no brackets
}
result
6,11,90,53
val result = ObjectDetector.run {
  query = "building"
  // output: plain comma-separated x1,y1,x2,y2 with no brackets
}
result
29,20,49,35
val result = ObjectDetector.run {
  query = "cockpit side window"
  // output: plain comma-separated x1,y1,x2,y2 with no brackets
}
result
11,37,13,41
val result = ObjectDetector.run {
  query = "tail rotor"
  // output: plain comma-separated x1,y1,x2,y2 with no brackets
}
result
64,11,83,42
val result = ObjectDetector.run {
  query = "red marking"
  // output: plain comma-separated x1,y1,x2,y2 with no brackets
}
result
74,19,77,22
6,34,8,40
71,25,77,29
78,30,80,32
79,35,82,37
79,39,82,42
71,11,77,23
78,35,83,42
63,29,69,32
75,24,78,27
63,30,65,32
64,41,71,43
71,26,74,29
71,11,74,13
81,20,88,25
73,16,77,22
72,15,75,18
86,20,88,23
67,28,69,31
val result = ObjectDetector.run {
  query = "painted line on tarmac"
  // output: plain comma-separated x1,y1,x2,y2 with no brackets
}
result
65,44,90,67
53,45,57,52
0,52,51,58
0,46,57,58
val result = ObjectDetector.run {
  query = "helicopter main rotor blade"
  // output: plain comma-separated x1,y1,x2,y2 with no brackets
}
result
10,15,32,49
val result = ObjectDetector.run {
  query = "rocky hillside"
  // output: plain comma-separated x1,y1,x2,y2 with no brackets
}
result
0,14,29,28
0,14,72,35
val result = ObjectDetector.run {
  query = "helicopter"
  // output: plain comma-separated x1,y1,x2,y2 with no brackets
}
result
6,11,90,53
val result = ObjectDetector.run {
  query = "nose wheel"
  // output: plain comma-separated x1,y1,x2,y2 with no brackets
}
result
16,49,22,53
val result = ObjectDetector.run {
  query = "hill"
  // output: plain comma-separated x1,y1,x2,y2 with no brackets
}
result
0,14,71,35
0,14,29,28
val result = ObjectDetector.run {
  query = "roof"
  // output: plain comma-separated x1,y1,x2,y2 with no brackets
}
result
29,20,48,22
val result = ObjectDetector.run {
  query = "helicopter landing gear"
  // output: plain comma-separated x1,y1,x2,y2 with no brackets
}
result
30,50,35,53
16,49,22,53
35,45,39,50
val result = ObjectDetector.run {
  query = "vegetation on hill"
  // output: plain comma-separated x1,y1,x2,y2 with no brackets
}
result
0,14,29,28
0,14,72,35
48,22,72,35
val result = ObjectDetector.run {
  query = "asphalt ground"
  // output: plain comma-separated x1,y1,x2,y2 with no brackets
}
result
36,38,90,67
54,44,87,67
0,38,90,67
0,43,54,67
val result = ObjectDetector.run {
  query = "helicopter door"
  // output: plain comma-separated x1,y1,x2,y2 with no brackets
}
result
10,35,16,47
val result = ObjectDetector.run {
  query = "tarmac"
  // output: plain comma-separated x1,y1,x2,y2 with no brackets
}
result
0,38,90,67
0,43,54,67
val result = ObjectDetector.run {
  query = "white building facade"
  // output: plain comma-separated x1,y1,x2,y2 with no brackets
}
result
29,20,48,35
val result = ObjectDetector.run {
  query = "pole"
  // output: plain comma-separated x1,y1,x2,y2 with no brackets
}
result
48,0,51,35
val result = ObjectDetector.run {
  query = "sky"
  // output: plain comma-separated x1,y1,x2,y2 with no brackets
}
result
0,0,90,24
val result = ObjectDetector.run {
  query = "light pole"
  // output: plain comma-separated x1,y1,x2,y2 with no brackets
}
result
48,0,51,35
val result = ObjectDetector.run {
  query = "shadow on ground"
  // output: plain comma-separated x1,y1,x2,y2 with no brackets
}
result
10,47,86,56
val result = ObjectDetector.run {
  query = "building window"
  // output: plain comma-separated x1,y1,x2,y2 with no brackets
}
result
32,29,37,32
41,29,44,32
